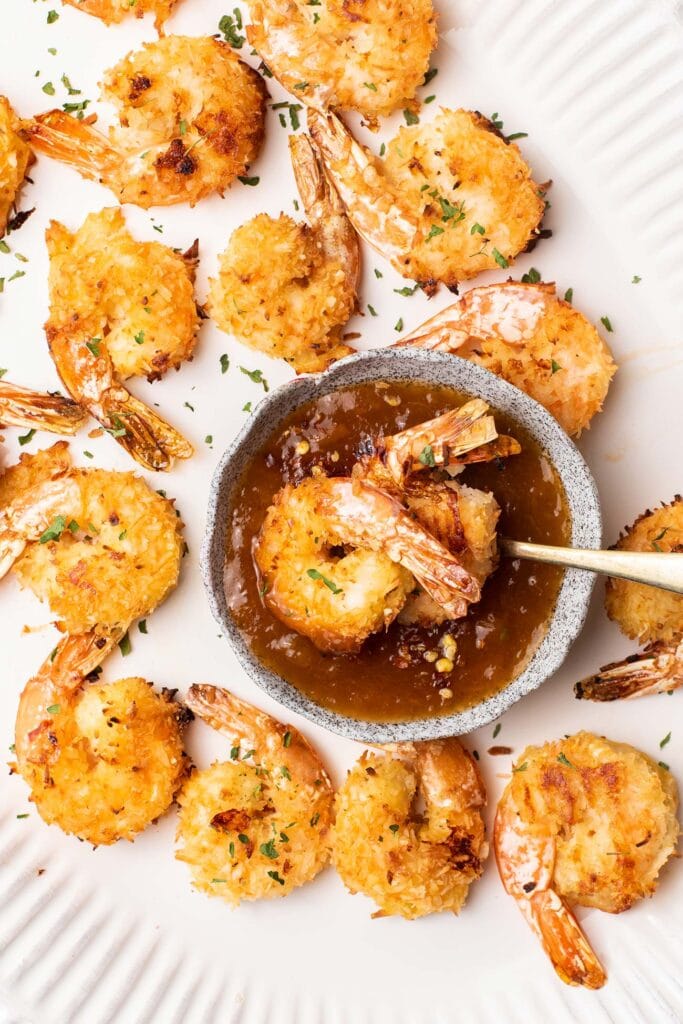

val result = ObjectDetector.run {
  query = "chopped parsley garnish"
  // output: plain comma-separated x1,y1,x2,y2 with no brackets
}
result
521,267,541,284
238,175,260,186
493,722,501,738
267,870,285,885
422,67,438,86
0,240,10,254
403,109,419,125
230,745,240,760
86,338,101,357
118,529,127,541
394,318,403,332
16,813,29,819
394,284,419,296
388,824,399,834
557,752,573,768
512,761,528,772
68,519,79,533
260,839,278,859
374,268,383,279
243,402,252,413
364,82,377,92
564,287,573,303
438,196,465,224
138,620,148,634
550,359,562,374
106,416,127,438
470,222,485,235
310,813,320,827
426,224,444,241
83,450,93,459
18,428,36,446
42,81,55,95
220,353,230,374
506,131,528,141
659,761,670,771
660,732,672,749
492,248,509,268
281,765,291,780
367,304,378,316
632,275,641,284
119,632,132,656
205,434,213,445
39,515,66,544
47,9,59,22
293,81,309,90
46,704,60,715
212,878,227,883
600,315,613,332
184,401,194,412
218,9,245,47
283,731,292,748
61,74,80,95
424,94,435,104
134,330,144,345
490,111,504,131
418,444,436,467
238,833,250,844
306,568,343,594
240,366,269,391
379,142,386,156
178,119,187,136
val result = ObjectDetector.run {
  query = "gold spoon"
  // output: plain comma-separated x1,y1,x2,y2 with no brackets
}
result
502,540,683,595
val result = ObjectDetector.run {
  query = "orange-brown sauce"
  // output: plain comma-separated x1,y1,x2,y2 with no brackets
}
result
225,380,570,722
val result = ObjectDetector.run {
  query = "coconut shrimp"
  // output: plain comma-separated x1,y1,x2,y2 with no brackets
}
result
576,498,683,701
207,134,360,374
247,0,436,121
62,0,179,31
397,281,617,436
495,731,679,988
254,475,481,653
0,442,184,634
176,684,333,905
26,36,267,208
46,207,199,470
0,380,87,435
0,96,33,238
309,108,546,290
356,401,515,624
333,740,487,919
14,635,190,844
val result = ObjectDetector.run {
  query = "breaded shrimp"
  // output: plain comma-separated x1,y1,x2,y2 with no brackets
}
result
333,740,487,919
207,134,360,373
26,36,267,208
494,731,679,988
309,108,546,290
46,207,198,470
247,0,437,121
254,476,481,653
576,498,683,701
176,685,333,905
62,0,179,31
0,96,33,238
14,634,190,844
0,380,87,435
397,281,617,436
0,443,184,635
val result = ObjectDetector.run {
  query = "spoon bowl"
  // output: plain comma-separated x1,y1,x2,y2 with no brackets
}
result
201,348,602,741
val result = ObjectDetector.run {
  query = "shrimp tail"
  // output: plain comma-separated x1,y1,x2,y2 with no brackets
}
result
24,111,118,182
575,641,683,701
186,683,274,741
393,306,471,352
518,889,606,989
99,386,193,472
0,380,87,435
307,109,419,272
0,472,79,579
454,435,522,464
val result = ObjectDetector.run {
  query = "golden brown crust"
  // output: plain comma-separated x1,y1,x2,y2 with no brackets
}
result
0,95,33,238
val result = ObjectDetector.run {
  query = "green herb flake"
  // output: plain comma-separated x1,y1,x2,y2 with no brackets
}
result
379,142,386,157
388,824,399,834
659,761,670,771
493,722,501,739
600,315,613,332
492,248,509,268
281,765,291,780
564,287,573,303
243,401,252,413
205,434,213,445
418,444,436,467
403,109,419,126
394,318,403,333
506,131,528,141
260,839,278,859
39,515,67,544
550,359,562,374
138,619,148,635
283,731,292,748
218,10,245,47
424,94,436,104
16,813,29,819
42,81,55,95
367,303,378,316
423,68,438,86
86,338,101,357
306,568,343,594
0,240,9,253
557,752,573,768
660,732,672,749
47,9,59,22
394,284,419,296
293,81,309,91
632,275,642,284
67,519,79,533
119,632,132,657
240,366,269,391
61,74,80,95
426,224,444,241
229,841,235,857
230,745,240,760
46,704,60,715
267,870,285,886
470,222,485,235
521,267,541,284
374,268,383,279
18,428,36,446
364,82,377,92
238,175,260,186
212,878,227,883
133,330,145,346
220,353,230,374
178,119,187,136
310,812,320,827
238,833,250,844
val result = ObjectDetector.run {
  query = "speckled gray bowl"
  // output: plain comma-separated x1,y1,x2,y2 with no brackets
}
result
201,349,602,741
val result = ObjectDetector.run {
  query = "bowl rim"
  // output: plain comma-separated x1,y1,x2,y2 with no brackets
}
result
200,348,602,742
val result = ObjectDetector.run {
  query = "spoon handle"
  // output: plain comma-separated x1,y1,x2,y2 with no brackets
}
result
501,540,683,595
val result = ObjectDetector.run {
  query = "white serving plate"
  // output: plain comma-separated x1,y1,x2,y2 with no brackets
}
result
1,1,682,1021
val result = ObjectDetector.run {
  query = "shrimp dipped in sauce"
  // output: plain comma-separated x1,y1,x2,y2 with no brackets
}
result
0,442,184,637
246,0,437,122
26,36,267,208
14,635,190,844
494,731,679,988
0,96,33,238
176,685,334,904
397,281,617,436
309,107,547,291
207,133,360,373
0,380,87,436
333,739,487,918
577,498,683,700
45,207,198,470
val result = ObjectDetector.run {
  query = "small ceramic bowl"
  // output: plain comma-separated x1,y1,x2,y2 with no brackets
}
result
201,349,602,742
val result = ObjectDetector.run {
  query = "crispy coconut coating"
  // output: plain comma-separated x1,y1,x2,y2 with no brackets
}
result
0,95,33,238
46,207,199,382
0,440,71,508
17,675,190,844
333,742,487,919
502,732,679,913
176,685,334,905
382,109,546,285
28,37,267,208
62,0,179,29
247,0,437,119
13,466,184,633
207,213,356,373
605,498,683,644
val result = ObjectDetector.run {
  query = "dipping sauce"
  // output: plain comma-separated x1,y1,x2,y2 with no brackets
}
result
225,380,570,722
